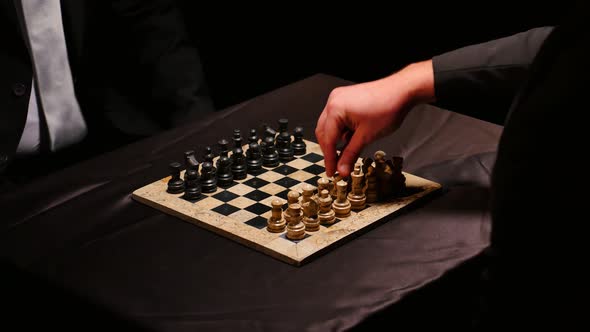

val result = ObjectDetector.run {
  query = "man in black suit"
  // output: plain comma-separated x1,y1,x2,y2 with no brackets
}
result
316,3,588,329
0,0,213,181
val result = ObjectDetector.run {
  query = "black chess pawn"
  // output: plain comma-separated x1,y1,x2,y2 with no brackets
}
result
216,139,230,169
183,169,202,200
292,126,306,155
203,146,217,175
232,129,243,148
248,128,258,144
217,155,234,187
246,142,263,174
276,131,294,162
167,162,185,194
231,146,247,180
184,150,200,176
262,136,279,167
200,161,217,193
278,118,289,133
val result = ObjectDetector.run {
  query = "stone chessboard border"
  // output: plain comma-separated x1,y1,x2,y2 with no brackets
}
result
132,140,442,266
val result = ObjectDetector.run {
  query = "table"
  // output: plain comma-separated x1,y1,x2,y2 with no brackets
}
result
0,74,502,331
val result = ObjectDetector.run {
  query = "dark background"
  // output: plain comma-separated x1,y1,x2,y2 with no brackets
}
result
176,2,568,110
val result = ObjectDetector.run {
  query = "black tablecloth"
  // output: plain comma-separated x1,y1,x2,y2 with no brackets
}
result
0,74,502,331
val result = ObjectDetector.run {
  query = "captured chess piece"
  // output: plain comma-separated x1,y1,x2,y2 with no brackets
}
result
216,155,233,187
363,157,378,203
246,142,263,174
200,161,217,193
348,164,367,211
332,180,351,218
286,203,306,240
391,156,406,196
292,126,306,155
318,189,336,225
231,146,247,180
183,169,202,200
301,184,320,231
167,162,185,194
267,199,286,233
374,150,393,199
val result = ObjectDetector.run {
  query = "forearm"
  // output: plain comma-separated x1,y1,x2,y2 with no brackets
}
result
432,26,554,124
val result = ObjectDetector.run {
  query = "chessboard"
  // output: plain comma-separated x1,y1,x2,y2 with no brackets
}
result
132,138,442,266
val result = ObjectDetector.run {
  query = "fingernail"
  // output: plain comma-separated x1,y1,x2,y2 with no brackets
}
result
339,164,350,176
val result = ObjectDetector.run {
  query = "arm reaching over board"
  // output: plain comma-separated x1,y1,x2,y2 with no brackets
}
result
315,60,435,178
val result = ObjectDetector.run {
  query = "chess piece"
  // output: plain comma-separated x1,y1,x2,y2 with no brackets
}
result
262,135,279,167
278,118,289,134
283,190,301,221
262,124,277,140
292,126,306,155
348,164,367,211
332,180,351,218
329,172,343,201
374,150,393,199
318,189,336,225
217,155,234,187
248,128,258,144
183,169,202,200
267,199,286,233
216,139,230,169
301,184,320,231
203,146,216,175
391,156,406,196
184,150,199,173
363,157,378,203
232,129,243,148
246,142,263,174
276,131,294,163
317,177,330,195
286,203,306,240
231,146,247,180
200,161,217,193
167,162,185,194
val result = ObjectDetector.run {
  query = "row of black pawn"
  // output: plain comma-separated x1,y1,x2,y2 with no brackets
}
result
167,119,307,199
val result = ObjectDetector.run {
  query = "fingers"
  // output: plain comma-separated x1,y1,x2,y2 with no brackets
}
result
337,126,369,177
319,114,346,178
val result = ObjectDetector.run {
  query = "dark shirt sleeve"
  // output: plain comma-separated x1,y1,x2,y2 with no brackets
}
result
432,26,554,124
111,0,215,128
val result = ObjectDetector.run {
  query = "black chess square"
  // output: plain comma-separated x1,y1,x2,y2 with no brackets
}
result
322,218,341,227
276,189,291,200
274,177,299,189
245,202,272,215
272,164,298,176
280,232,311,243
245,216,268,229
212,203,240,216
218,181,238,189
247,168,268,176
243,177,270,189
244,189,271,202
301,153,323,163
212,190,239,202
304,175,321,187
303,164,325,175
181,193,206,203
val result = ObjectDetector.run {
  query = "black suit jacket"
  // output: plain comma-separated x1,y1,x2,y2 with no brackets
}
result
0,0,213,173
432,4,590,328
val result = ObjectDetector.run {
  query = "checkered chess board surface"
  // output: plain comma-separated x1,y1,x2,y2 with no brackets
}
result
132,140,442,266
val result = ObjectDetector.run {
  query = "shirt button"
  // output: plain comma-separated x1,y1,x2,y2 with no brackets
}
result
12,83,26,97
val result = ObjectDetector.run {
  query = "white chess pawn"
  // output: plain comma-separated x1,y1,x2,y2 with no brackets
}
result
318,189,336,225
286,203,306,240
332,180,351,218
267,199,286,233
283,190,300,221
348,164,367,211
301,184,320,232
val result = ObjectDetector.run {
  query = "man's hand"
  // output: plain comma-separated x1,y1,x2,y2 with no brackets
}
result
315,60,436,177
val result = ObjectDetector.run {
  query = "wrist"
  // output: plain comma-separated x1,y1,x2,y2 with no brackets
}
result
395,59,436,106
